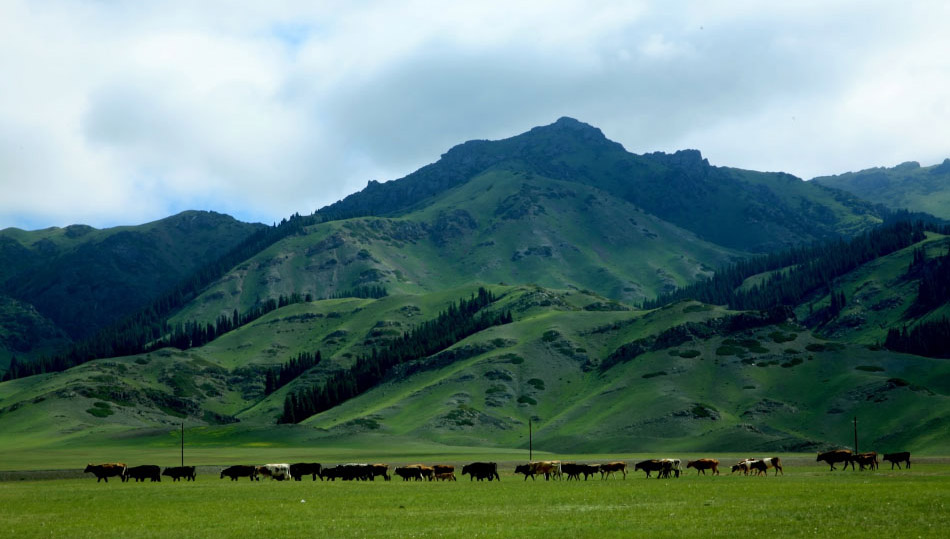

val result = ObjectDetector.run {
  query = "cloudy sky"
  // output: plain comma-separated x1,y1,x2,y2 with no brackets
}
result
2,1,948,230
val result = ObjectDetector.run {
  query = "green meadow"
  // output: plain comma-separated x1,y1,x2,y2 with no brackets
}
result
2,459,947,538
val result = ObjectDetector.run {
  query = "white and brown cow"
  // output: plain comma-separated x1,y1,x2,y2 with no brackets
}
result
257,463,291,481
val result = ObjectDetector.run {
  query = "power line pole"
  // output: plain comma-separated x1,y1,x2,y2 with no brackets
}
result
181,422,184,468
853,416,858,454
529,418,533,462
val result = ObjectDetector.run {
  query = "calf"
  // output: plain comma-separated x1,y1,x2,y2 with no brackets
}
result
125,465,161,482
435,472,456,481
220,465,258,481
162,466,196,481
84,463,127,483
882,451,911,470
686,459,720,475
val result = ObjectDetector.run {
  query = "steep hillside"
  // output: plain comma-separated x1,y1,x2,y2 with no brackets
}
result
1,286,947,455
0,211,264,361
172,170,741,324
814,159,950,220
323,117,886,252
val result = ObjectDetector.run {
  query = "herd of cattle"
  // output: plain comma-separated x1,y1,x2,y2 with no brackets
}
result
82,450,912,484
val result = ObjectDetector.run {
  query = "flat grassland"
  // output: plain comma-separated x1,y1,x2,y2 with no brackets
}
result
2,460,947,538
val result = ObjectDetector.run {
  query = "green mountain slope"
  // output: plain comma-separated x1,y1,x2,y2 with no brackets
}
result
172,170,742,324
0,211,264,361
813,159,950,220
323,117,886,252
2,286,947,455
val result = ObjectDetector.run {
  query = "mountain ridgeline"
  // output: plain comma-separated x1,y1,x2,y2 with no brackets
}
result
1,118,949,454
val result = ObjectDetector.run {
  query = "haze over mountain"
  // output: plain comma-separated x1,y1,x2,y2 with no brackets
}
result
1,118,947,457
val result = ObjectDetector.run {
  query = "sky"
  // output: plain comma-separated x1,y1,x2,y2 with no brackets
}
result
2,1,949,230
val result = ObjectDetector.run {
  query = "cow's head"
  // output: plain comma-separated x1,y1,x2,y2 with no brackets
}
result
514,464,530,475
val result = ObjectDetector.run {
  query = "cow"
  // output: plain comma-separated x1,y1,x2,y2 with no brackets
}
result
394,466,423,481
686,459,720,475
659,459,682,478
817,450,853,471
852,452,879,471
736,457,783,476
257,463,291,481
634,460,665,478
435,472,456,481
515,461,561,481
370,463,391,481
882,451,911,470
289,463,323,481
461,462,500,481
125,465,161,482
162,466,196,481
220,465,259,481
561,462,583,481
599,461,627,480
433,464,455,477
320,465,344,481
84,463,127,483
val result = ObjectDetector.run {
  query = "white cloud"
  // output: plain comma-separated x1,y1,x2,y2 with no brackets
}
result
0,1,948,229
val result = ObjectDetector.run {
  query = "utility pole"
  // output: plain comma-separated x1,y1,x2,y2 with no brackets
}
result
529,418,533,462
853,416,858,454
181,422,184,468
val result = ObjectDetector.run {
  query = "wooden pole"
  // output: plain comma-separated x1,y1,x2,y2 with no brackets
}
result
181,422,184,468
853,416,858,454
529,418,533,462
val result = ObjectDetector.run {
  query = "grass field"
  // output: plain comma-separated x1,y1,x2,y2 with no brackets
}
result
2,458,947,538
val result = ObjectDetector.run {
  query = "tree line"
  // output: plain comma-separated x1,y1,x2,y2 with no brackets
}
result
643,221,935,312
278,288,512,424
264,351,323,395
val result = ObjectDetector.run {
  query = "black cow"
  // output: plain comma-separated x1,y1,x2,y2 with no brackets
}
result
125,465,161,482
461,462,500,481
883,452,911,470
289,463,323,481
220,465,258,481
162,466,196,481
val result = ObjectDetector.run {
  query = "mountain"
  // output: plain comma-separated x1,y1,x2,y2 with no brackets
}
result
1,118,948,457
0,211,265,367
813,159,950,220
323,117,886,253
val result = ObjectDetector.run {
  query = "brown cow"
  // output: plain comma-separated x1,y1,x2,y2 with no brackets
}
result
162,466,196,481
435,472,456,481
817,450,853,471
433,464,454,477
515,461,561,481
882,451,911,470
686,459,720,475
84,463,127,483
852,452,879,471
599,461,627,480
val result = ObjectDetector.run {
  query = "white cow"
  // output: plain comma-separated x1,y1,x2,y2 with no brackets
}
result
257,463,292,481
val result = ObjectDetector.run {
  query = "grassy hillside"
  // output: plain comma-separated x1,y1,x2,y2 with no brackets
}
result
0,211,264,363
323,117,886,253
813,159,950,220
172,171,741,324
2,286,947,458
